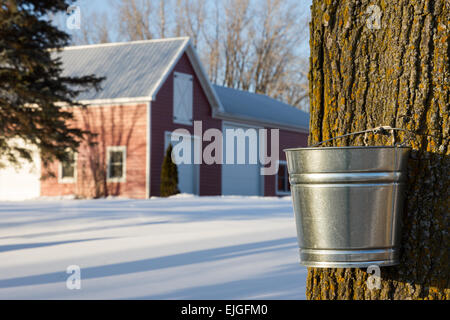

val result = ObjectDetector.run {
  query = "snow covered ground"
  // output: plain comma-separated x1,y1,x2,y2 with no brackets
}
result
0,195,307,299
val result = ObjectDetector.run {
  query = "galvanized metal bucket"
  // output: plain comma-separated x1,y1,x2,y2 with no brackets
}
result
284,146,410,268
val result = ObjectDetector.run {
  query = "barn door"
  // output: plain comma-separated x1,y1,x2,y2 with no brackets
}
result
221,123,262,196
173,72,193,125
164,131,199,195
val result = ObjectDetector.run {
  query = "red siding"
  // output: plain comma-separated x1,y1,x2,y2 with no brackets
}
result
41,104,148,199
150,53,222,196
264,128,308,196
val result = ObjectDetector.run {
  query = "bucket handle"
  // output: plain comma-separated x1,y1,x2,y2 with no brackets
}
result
311,126,444,148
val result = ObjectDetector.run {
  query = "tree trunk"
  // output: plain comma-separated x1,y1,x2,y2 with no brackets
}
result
307,0,449,300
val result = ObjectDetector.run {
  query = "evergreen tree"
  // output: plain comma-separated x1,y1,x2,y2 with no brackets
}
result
0,0,103,168
160,144,179,197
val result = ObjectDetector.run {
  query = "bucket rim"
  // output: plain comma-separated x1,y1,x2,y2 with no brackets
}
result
284,145,411,152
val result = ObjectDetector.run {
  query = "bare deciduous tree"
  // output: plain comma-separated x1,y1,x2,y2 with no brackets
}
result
273,58,310,112
117,0,153,41
251,1,307,92
91,12,112,44
222,0,252,89
219,0,309,111
174,0,206,48
156,0,168,38
202,0,221,84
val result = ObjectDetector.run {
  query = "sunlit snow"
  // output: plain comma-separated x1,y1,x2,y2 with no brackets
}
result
0,195,306,299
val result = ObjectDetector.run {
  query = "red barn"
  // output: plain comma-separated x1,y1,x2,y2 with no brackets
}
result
35,37,309,199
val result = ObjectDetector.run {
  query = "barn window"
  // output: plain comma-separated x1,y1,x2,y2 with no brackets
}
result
276,161,290,195
59,151,77,183
107,146,126,182
173,72,193,125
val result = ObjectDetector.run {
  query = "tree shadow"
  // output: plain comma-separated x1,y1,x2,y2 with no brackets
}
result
0,237,297,289
0,220,170,241
0,237,110,253
130,263,307,300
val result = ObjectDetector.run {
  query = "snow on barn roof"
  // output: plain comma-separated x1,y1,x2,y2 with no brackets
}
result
57,37,309,132
213,85,309,132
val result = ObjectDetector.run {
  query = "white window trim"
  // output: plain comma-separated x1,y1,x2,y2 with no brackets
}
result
106,146,127,183
275,160,291,196
173,72,193,126
58,152,77,184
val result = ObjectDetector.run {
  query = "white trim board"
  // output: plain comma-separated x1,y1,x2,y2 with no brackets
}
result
146,101,151,198
60,37,191,51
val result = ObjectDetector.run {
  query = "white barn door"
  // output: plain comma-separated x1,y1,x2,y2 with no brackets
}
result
221,123,262,196
164,132,199,195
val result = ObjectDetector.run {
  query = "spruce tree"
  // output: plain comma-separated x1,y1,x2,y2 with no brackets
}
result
160,144,179,197
0,0,103,168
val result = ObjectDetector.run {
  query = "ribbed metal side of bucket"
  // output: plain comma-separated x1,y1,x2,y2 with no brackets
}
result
285,146,410,268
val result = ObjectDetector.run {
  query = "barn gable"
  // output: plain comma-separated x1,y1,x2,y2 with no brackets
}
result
149,52,222,197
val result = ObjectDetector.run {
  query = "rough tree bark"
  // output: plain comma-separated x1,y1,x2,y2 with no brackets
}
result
307,0,449,299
